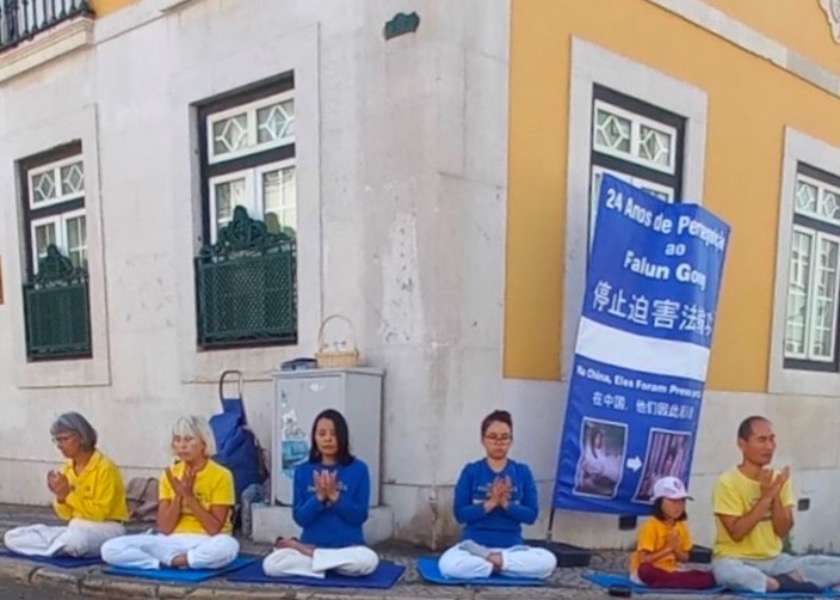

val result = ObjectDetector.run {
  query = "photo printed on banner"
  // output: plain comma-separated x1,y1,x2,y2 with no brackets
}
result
574,418,627,499
633,428,692,503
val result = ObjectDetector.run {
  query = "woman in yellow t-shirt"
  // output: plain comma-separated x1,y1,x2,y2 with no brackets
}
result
101,416,239,570
3,413,127,557
630,477,716,589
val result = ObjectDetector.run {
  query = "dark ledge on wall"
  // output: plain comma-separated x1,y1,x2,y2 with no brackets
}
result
384,12,420,40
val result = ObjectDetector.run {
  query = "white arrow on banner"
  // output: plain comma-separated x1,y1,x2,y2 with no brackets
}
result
626,456,642,472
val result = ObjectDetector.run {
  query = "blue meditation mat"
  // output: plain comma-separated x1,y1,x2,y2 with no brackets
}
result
738,591,840,599
0,549,103,568
102,555,256,582
226,558,405,589
584,572,725,595
416,556,545,587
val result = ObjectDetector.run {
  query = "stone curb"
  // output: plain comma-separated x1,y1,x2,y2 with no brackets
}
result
0,557,715,600
0,558,485,600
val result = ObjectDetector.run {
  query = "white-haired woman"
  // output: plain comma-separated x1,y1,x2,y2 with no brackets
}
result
3,412,128,557
101,416,239,570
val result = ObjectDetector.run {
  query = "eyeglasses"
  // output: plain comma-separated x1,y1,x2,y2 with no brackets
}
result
52,434,77,445
484,434,512,443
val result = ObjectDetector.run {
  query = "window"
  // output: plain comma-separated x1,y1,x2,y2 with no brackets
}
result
783,165,840,370
201,86,296,243
561,38,708,380
195,76,298,350
26,155,87,271
19,142,91,360
209,160,296,241
588,86,686,244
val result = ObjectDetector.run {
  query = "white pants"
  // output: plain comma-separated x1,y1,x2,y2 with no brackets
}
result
262,546,379,579
3,519,126,558
438,542,557,580
713,553,840,593
101,533,239,570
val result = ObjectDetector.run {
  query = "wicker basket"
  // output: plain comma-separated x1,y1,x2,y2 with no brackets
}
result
315,314,361,368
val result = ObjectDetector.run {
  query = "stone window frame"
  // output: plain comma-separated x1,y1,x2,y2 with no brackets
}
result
769,128,840,396
562,37,709,379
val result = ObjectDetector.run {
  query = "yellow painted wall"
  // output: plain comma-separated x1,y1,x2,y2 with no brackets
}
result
701,0,840,77
91,0,139,18
505,0,840,392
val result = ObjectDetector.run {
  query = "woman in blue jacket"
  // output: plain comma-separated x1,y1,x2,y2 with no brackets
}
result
439,410,556,579
262,409,379,578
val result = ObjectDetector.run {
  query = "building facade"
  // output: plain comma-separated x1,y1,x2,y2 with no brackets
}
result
0,0,511,548
0,0,839,552
507,0,840,550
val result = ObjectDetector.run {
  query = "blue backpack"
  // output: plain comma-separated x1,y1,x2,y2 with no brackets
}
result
209,371,268,505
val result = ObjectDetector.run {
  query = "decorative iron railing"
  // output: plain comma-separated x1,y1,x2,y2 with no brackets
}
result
0,0,92,52
22,244,91,360
195,206,298,349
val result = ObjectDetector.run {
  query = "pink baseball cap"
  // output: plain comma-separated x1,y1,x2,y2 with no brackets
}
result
652,476,693,501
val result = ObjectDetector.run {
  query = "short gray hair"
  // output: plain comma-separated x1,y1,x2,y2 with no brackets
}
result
171,415,217,457
50,412,97,451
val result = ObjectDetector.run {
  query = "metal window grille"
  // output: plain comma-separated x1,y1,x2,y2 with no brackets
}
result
195,206,297,349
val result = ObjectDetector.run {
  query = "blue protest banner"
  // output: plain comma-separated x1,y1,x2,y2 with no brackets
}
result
553,174,730,514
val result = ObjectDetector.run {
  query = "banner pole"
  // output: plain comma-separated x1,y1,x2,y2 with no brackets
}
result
546,506,556,542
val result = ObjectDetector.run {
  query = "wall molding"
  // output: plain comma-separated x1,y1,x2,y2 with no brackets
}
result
819,0,840,43
0,18,93,85
647,0,840,97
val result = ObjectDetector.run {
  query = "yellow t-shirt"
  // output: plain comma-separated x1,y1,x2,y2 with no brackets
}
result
630,518,693,575
159,460,234,535
53,450,128,523
713,467,795,560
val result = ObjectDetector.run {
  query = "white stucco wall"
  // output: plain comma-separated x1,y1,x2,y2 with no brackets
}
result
0,0,834,555
0,0,511,547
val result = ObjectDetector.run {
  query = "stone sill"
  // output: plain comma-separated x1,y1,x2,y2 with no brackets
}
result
0,17,94,85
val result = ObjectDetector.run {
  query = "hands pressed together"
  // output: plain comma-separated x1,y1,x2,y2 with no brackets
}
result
759,466,790,502
165,466,197,500
484,475,513,511
665,529,681,552
47,470,71,503
313,470,341,504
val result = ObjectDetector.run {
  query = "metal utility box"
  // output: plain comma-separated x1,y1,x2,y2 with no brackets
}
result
272,368,384,507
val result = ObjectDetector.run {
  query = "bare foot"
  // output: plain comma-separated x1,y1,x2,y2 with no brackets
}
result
169,554,189,568
788,570,804,582
766,577,780,592
487,552,503,572
275,538,316,557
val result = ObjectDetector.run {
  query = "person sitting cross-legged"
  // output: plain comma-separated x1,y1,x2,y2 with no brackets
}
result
101,416,239,570
262,409,379,578
4,412,127,558
712,416,840,594
438,410,557,580
630,477,716,589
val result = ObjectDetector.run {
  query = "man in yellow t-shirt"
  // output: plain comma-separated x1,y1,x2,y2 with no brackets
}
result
712,416,840,593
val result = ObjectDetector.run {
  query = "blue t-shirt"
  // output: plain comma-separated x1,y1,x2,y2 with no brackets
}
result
453,458,539,548
292,458,370,547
